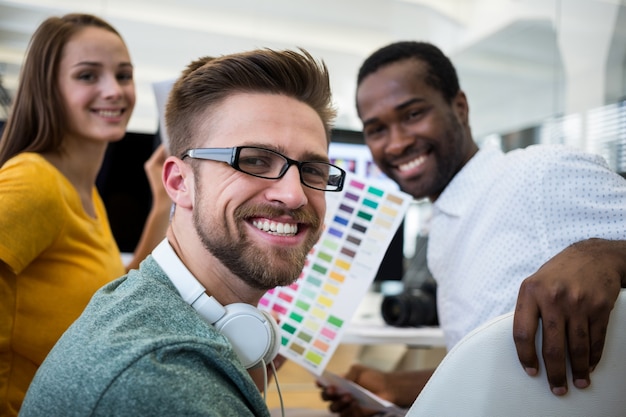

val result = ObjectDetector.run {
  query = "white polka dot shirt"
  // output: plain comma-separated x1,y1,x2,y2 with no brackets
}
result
428,144,626,350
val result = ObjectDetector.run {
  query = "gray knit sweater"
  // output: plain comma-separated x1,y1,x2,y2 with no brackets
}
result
20,256,271,417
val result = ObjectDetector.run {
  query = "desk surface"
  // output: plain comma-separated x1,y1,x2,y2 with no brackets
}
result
342,322,445,347
341,291,446,347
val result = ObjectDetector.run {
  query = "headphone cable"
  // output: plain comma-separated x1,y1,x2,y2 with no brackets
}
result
270,360,285,417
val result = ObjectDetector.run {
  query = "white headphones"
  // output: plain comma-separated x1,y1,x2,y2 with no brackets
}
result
152,239,281,369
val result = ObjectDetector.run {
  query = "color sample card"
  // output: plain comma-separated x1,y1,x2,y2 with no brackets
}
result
258,172,412,375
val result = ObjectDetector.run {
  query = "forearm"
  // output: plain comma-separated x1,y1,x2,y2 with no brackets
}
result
384,368,434,408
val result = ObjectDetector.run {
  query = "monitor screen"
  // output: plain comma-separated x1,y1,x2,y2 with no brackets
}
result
96,131,160,253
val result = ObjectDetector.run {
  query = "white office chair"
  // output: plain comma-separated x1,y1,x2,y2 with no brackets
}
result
406,289,626,417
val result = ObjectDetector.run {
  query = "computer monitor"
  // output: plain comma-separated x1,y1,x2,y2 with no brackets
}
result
96,131,160,252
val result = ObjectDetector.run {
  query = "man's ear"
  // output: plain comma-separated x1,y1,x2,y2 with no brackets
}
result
163,156,193,209
452,90,470,126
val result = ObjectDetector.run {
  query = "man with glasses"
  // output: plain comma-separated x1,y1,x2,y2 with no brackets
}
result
20,49,343,417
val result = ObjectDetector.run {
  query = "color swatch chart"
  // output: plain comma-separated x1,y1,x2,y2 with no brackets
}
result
258,173,412,375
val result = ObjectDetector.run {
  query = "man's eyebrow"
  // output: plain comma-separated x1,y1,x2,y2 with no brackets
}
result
395,97,424,111
245,142,329,162
301,152,330,163
362,97,425,127
283,149,330,163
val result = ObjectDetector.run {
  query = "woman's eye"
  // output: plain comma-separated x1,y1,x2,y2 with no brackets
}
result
77,72,96,82
117,72,133,82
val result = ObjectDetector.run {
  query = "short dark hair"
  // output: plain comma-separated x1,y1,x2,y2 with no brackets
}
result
357,41,460,103
166,48,336,158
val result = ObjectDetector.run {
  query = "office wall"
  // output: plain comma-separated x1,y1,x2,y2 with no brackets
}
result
1,0,625,146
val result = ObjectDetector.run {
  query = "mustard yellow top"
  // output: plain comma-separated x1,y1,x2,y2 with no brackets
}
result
0,152,125,416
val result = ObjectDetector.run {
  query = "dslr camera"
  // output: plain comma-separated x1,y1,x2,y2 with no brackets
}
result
381,235,438,327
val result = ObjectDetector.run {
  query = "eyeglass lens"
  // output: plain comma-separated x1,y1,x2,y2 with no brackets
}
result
236,147,341,190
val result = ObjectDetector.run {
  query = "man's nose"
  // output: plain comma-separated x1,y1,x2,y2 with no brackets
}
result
265,165,308,209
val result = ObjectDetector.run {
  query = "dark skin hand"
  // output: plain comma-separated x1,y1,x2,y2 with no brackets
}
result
318,238,626,413
319,383,378,417
318,365,432,416
513,238,626,395
319,238,626,414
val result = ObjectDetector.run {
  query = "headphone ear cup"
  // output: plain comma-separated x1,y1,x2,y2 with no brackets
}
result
260,309,281,364
213,303,281,369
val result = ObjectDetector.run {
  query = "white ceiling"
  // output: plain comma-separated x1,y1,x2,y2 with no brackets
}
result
1,0,624,139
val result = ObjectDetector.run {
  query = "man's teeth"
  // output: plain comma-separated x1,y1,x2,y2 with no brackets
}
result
252,220,298,235
399,155,426,172
98,110,122,117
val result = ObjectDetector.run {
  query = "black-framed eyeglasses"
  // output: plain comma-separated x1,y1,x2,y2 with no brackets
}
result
181,146,346,192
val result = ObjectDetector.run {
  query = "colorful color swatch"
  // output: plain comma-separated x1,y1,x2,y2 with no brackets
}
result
258,173,412,375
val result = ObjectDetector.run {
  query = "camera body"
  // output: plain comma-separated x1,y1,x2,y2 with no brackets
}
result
381,235,438,327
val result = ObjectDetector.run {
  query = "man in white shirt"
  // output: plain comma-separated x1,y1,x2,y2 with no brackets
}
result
321,41,626,416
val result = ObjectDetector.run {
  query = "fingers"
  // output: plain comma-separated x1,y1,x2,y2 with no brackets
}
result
513,238,624,397
144,145,172,210
587,310,610,371
566,318,590,390
567,305,611,390
318,367,376,417
271,354,287,371
144,145,167,183
517,283,608,395
319,385,355,414
513,284,540,377
343,364,367,382
540,313,568,395
145,144,167,170
514,280,572,395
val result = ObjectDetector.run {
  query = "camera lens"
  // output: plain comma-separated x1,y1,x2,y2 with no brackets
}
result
381,290,437,327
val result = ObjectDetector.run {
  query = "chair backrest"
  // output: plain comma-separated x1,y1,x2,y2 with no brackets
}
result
406,289,626,417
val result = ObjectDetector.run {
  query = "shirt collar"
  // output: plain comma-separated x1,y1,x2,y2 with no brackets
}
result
433,145,504,217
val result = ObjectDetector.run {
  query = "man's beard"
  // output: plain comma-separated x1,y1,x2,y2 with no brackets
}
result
391,112,467,200
193,198,322,291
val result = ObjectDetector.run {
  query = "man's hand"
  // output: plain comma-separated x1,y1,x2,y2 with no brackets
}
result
319,383,378,417
318,364,432,416
319,365,392,417
144,144,171,213
513,238,626,395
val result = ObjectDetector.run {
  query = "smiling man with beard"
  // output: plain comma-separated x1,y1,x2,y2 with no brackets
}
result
20,49,345,417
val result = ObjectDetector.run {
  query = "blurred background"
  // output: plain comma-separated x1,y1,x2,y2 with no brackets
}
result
1,0,625,257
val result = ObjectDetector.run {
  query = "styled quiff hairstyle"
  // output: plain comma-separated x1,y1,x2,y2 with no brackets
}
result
165,48,336,159
0,13,124,166
357,41,460,104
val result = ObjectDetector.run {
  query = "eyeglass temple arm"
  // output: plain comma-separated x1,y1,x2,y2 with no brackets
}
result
183,148,236,164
